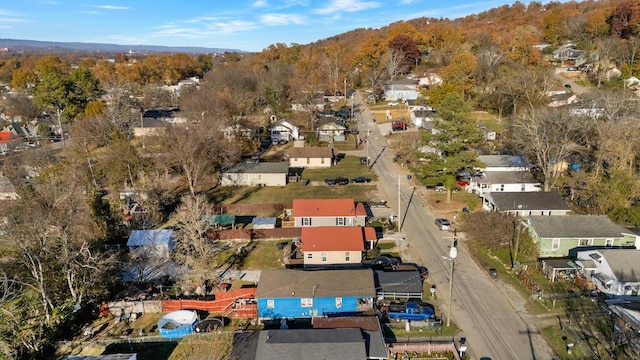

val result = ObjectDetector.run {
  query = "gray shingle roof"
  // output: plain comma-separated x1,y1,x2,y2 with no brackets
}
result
482,171,539,185
255,328,367,360
478,155,530,168
599,249,640,282
529,215,629,238
225,162,289,174
488,192,569,211
256,269,376,298
374,270,423,294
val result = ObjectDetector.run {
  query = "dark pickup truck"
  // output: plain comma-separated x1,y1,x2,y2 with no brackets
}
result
386,301,435,322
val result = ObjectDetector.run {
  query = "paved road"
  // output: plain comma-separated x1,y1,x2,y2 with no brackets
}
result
553,67,590,95
353,92,556,360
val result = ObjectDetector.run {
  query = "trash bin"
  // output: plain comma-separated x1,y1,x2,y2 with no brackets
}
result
489,268,498,279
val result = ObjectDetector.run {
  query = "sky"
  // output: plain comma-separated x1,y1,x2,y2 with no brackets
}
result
1,0,550,52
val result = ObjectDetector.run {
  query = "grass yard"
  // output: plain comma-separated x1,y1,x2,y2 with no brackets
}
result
239,240,287,269
209,182,379,205
302,155,377,180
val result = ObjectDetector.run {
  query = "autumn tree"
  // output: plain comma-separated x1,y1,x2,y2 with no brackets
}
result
388,35,420,71
509,107,588,191
439,52,478,98
609,1,639,39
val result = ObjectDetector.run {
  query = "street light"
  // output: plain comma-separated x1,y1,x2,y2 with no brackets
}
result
397,174,412,231
446,241,458,327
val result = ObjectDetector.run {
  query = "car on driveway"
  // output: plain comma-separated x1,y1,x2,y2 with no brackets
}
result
335,177,349,185
351,176,371,183
391,121,407,131
435,218,451,231
325,178,337,185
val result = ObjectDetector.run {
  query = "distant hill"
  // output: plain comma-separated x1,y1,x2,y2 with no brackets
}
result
0,39,243,54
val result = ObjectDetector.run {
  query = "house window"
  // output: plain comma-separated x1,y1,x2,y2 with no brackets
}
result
301,298,313,307
605,238,614,247
335,297,342,308
521,184,525,191
267,300,275,309
345,251,351,262
306,157,310,164
302,218,312,226
500,184,505,191
336,217,346,226
321,157,325,164
552,238,560,250
307,253,313,259
322,252,327,262
579,238,593,246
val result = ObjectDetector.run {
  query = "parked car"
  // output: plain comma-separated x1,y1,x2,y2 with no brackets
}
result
388,101,399,106
325,178,337,186
386,301,435,322
564,84,572,89
391,121,407,131
335,177,349,185
435,218,451,231
351,176,371,183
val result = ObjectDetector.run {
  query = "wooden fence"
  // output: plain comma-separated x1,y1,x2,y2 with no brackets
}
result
207,227,301,241
161,288,258,319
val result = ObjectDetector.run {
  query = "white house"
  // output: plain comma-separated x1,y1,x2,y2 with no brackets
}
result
270,120,299,144
221,162,289,186
384,79,419,101
411,109,436,130
469,171,541,196
577,249,640,297
289,146,334,169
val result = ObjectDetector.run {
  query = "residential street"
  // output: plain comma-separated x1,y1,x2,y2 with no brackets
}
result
353,93,557,360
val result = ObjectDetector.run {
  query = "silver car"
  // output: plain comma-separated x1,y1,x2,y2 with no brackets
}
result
435,218,451,231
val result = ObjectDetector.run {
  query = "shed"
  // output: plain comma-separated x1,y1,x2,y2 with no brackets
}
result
252,217,277,229
209,214,236,229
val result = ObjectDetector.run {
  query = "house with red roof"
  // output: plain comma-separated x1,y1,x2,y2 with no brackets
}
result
0,131,22,155
300,227,366,267
292,198,367,227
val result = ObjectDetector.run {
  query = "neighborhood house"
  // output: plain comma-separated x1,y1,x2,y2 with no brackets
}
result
300,227,366,267
291,198,367,227
288,146,334,169
220,162,289,187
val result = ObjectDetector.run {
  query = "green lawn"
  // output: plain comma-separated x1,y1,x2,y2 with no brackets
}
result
240,240,287,269
302,155,377,180
208,155,380,205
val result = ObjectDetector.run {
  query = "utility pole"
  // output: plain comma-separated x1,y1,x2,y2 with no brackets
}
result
398,175,402,231
513,218,521,269
447,242,458,327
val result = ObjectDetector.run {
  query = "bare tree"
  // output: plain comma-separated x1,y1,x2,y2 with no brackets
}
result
383,48,407,81
510,107,587,191
171,195,222,284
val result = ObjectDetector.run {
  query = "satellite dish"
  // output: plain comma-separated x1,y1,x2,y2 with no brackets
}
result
285,209,292,216
517,204,523,209
270,115,277,123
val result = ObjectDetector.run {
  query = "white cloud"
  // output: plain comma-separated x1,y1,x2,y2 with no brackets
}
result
260,13,305,26
313,0,380,15
252,0,268,7
93,5,129,10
